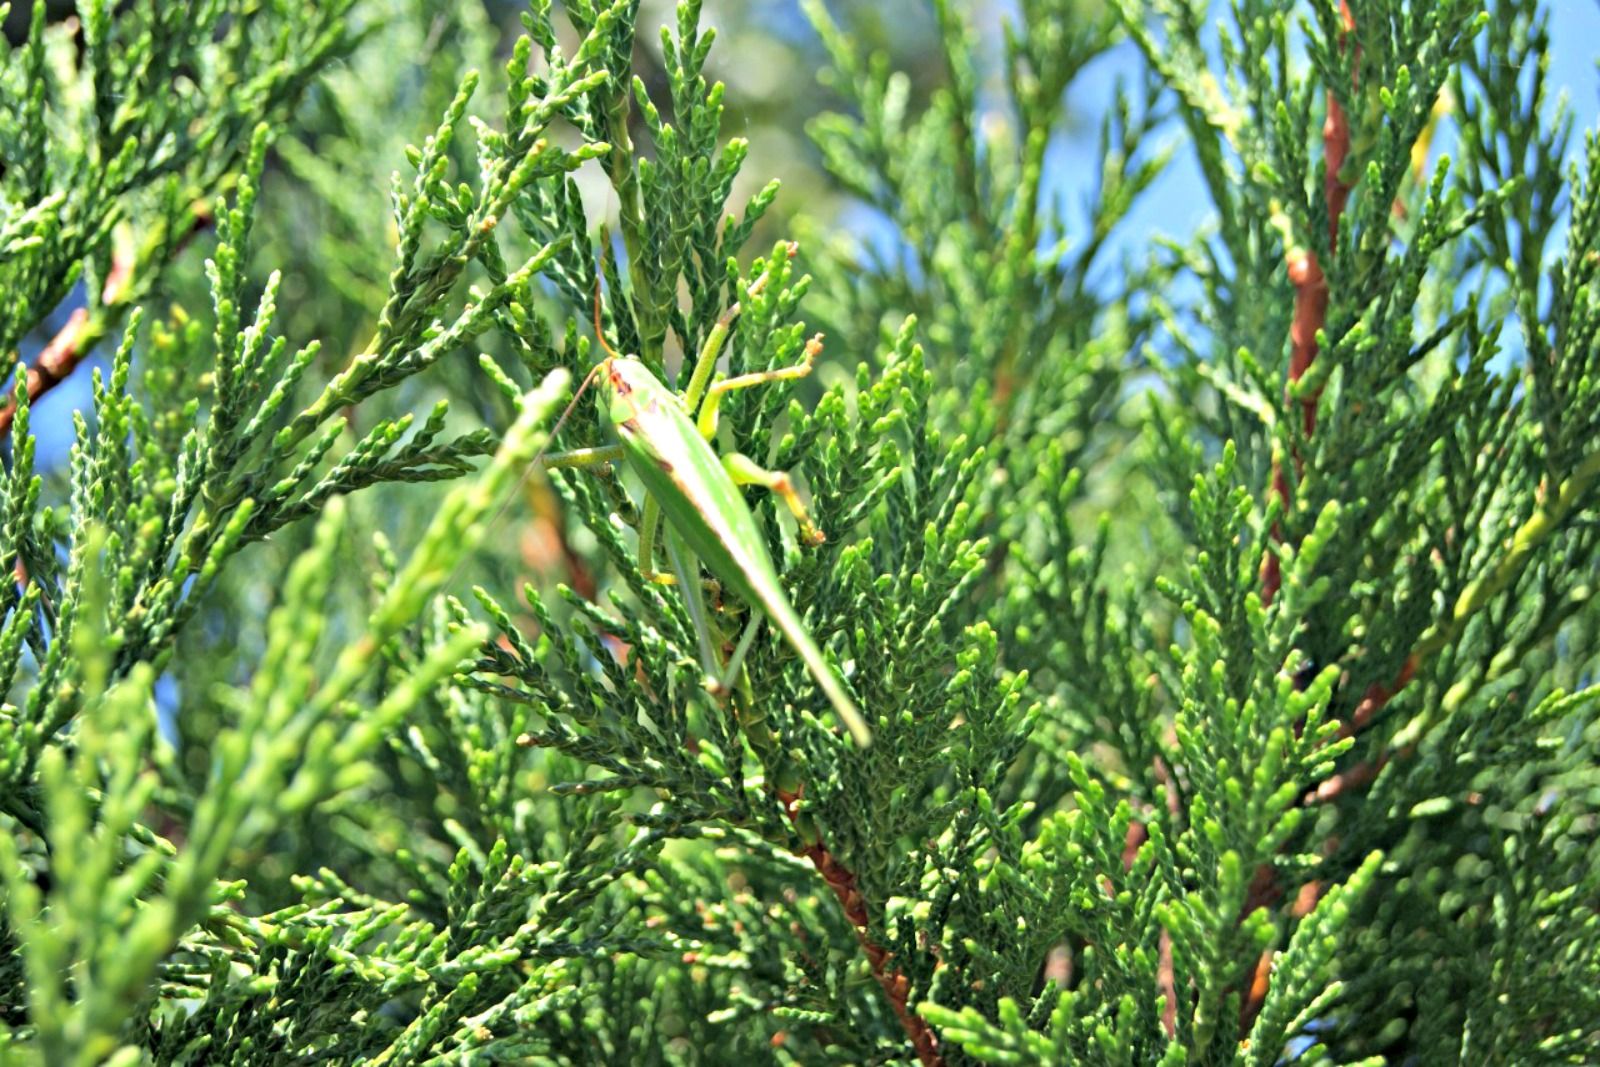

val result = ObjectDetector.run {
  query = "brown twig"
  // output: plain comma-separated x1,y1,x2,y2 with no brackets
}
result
1260,28,1353,601
1124,818,1179,1038
1303,652,1422,802
0,306,93,439
778,786,944,1066
1263,49,1462,839
1244,0,1357,1029
0,208,212,440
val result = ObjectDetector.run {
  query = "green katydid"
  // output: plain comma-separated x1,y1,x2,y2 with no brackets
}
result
525,247,871,748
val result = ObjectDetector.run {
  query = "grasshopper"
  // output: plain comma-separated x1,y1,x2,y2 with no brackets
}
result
531,247,871,747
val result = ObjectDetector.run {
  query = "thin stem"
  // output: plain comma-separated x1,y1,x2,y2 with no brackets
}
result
1,206,212,440
1243,0,1357,1031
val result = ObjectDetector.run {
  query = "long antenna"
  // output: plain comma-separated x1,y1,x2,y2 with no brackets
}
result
438,270,618,598
593,266,623,362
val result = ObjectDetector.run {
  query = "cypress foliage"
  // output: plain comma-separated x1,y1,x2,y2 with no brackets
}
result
2,0,1597,1063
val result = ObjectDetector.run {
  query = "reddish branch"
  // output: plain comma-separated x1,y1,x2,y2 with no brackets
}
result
0,305,93,439
1,210,212,440
1308,650,1420,802
1245,0,1358,1029
1260,2,1355,605
0,248,131,438
1124,820,1179,1038
1237,4,1484,1030
779,786,944,1066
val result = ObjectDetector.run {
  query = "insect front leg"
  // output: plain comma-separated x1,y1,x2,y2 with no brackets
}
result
695,333,823,441
680,242,799,417
722,452,826,546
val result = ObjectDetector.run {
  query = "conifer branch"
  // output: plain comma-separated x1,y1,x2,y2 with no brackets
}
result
6,2,1598,1061
1314,443,1600,801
